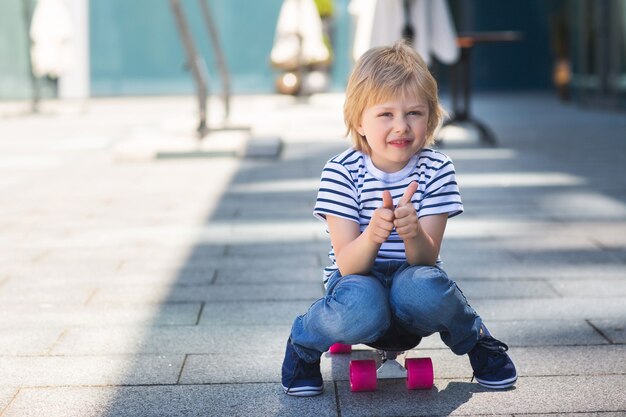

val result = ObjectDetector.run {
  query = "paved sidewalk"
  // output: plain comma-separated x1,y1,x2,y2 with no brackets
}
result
0,93,625,416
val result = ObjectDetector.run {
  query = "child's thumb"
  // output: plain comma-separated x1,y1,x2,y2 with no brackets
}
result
382,190,393,210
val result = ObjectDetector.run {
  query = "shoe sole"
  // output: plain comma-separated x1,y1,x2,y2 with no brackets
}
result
475,374,518,390
282,384,323,397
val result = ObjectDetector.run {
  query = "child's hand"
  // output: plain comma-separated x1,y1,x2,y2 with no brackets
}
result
366,190,395,244
394,182,421,240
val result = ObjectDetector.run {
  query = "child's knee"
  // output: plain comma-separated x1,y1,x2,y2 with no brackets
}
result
328,276,391,341
394,266,451,297
390,266,455,321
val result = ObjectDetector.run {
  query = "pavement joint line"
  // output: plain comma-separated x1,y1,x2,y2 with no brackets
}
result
46,329,69,356
209,269,218,285
30,250,51,263
333,381,342,417
176,354,189,384
586,319,615,344
115,260,126,272
543,281,564,298
194,302,205,325
0,388,20,417
83,288,99,305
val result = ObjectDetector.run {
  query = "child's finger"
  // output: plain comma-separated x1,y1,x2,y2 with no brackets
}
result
382,190,394,210
379,209,395,222
394,205,412,220
398,181,418,206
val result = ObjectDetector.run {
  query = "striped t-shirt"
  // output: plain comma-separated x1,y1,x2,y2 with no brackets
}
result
313,147,463,284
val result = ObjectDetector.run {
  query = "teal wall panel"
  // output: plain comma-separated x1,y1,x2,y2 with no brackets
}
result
90,0,287,96
0,0,33,99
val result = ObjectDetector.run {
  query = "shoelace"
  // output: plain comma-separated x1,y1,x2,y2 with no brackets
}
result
470,336,509,382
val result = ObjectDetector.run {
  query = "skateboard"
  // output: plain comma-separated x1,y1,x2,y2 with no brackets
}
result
328,326,433,392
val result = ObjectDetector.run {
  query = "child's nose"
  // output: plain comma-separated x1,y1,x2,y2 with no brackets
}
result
394,118,409,133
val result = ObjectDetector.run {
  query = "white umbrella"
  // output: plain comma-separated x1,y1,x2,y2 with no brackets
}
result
271,0,330,70
350,0,459,65
30,0,76,78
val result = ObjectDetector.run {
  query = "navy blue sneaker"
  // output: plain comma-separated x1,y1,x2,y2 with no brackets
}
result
281,339,323,396
468,326,517,389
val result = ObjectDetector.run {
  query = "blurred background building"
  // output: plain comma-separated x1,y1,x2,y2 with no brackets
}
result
1,0,625,109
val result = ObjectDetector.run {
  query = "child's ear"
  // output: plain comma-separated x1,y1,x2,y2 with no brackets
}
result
357,124,365,136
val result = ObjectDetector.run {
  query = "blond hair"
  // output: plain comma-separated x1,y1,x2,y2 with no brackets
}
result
344,41,445,153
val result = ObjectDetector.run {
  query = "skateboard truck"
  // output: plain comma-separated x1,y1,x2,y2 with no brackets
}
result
376,350,409,380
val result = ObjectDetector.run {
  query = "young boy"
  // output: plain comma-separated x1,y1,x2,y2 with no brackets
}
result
281,41,517,396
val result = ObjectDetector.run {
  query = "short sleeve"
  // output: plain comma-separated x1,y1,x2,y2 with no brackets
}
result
419,156,464,218
313,161,360,224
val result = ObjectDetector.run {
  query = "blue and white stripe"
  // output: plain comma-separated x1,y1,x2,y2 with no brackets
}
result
313,147,463,284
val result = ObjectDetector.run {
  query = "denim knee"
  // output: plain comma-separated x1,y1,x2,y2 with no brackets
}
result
390,266,456,331
329,275,391,343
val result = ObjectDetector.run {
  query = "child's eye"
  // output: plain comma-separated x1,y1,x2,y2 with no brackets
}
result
407,111,423,116
377,112,392,117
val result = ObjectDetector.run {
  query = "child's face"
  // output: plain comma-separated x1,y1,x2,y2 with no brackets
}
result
357,96,429,173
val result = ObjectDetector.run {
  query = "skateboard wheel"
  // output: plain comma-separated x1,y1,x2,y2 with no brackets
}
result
329,343,352,354
405,357,434,390
349,360,377,392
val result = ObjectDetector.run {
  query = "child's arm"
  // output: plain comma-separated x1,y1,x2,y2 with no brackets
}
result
394,182,447,265
326,191,395,276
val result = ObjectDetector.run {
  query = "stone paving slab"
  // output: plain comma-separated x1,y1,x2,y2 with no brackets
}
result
51,325,293,355
397,319,608,349
469,234,602,252
0,222,325,252
0,355,184,387
0,303,202,327
179,352,283,384
513,249,622,266
1,264,122,281
112,264,216,282
548,279,626,298
0,327,64,355
0,248,50,265
472,298,626,321
335,375,626,416
0,284,93,305
2,270,218,288
120,253,321,273
453,279,559,299
444,263,626,280
2,383,338,417
214,266,323,284
89,283,322,304
447,319,608,348
211,205,315,221
225,241,328,256
507,345,626,377
198,301,312,326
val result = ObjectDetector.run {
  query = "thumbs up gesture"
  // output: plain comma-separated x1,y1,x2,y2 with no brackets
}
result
393,181,420,240
366,189,396,244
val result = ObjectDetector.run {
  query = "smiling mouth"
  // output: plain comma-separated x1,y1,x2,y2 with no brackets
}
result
388,139,412,147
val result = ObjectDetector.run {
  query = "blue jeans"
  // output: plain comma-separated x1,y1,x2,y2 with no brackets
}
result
290,261,482,363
